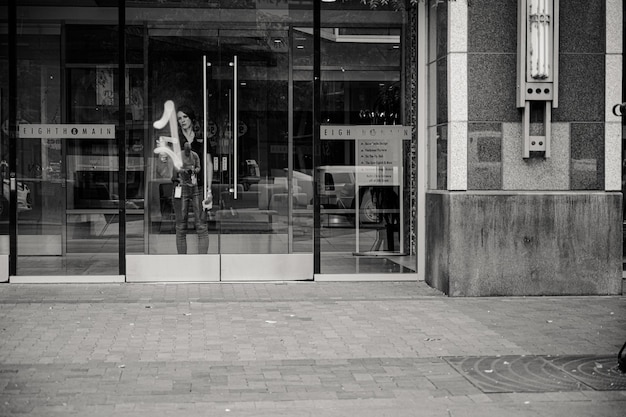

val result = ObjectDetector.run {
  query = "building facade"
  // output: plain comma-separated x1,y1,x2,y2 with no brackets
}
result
0,0,623,296
425,0,624,296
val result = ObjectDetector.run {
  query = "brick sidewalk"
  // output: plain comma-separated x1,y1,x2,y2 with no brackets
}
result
0,282,625,416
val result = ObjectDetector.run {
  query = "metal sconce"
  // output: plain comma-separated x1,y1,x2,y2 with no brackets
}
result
517,0,559,158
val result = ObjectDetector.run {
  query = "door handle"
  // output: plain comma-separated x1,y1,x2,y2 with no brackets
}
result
232,55,238,199
203,55,209,201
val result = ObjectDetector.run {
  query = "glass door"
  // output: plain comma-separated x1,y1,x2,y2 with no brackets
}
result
211,29,312,280
131,22,313,281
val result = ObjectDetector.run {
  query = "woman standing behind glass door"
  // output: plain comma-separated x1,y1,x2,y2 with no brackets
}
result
172,106,213,254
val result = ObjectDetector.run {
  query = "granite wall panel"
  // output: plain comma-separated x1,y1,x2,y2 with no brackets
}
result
502,123,570,190
467,122,502,190
559,0,606,54
570,122,605,190
468,0,517,53
553,54,605,123
467,53,519,122
554,0,606,189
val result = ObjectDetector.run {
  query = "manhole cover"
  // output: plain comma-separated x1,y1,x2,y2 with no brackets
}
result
445,355,589,393
547,355,626,391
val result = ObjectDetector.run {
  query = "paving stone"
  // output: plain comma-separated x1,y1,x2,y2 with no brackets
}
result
0,282,624,416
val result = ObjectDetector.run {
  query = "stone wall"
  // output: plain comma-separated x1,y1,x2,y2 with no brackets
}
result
426,192,623,296
423,0,622,295
466,0,607,191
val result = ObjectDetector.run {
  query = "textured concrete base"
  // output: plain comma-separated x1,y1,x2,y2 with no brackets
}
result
426,192,623,296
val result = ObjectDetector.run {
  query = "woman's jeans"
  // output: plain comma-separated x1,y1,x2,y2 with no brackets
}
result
172,184,209,254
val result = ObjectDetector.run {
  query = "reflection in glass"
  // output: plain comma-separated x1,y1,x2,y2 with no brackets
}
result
0,4,8,254
15,20,120,275
144,23,303,256
317,4,413,274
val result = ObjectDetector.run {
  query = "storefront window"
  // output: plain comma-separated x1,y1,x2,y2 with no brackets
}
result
0,2,8,256
14,4,120,275
318,2,415,275
6,0,417,280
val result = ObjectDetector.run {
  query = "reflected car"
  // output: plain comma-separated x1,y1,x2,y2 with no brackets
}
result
0,179,33,219
294,166,378,227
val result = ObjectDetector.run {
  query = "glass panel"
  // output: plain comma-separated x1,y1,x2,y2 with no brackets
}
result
0,4,8,255
15,27,64,272
127,2,314,263
428,1,447,191
292,44,314,255
319,3,414,275
15,7,120,275
64,24,120,271
125,59,146,254
214,29,292,254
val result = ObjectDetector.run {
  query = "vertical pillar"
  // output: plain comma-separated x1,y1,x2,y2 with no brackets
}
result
605,0,623,191
447,0,468,191
118,0,126,275
8,0,16,276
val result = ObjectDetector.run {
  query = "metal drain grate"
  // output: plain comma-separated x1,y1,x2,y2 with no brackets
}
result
445,355,593,393
547,355,626,391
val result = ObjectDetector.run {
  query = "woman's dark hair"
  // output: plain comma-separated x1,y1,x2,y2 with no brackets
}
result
177,104,196,121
